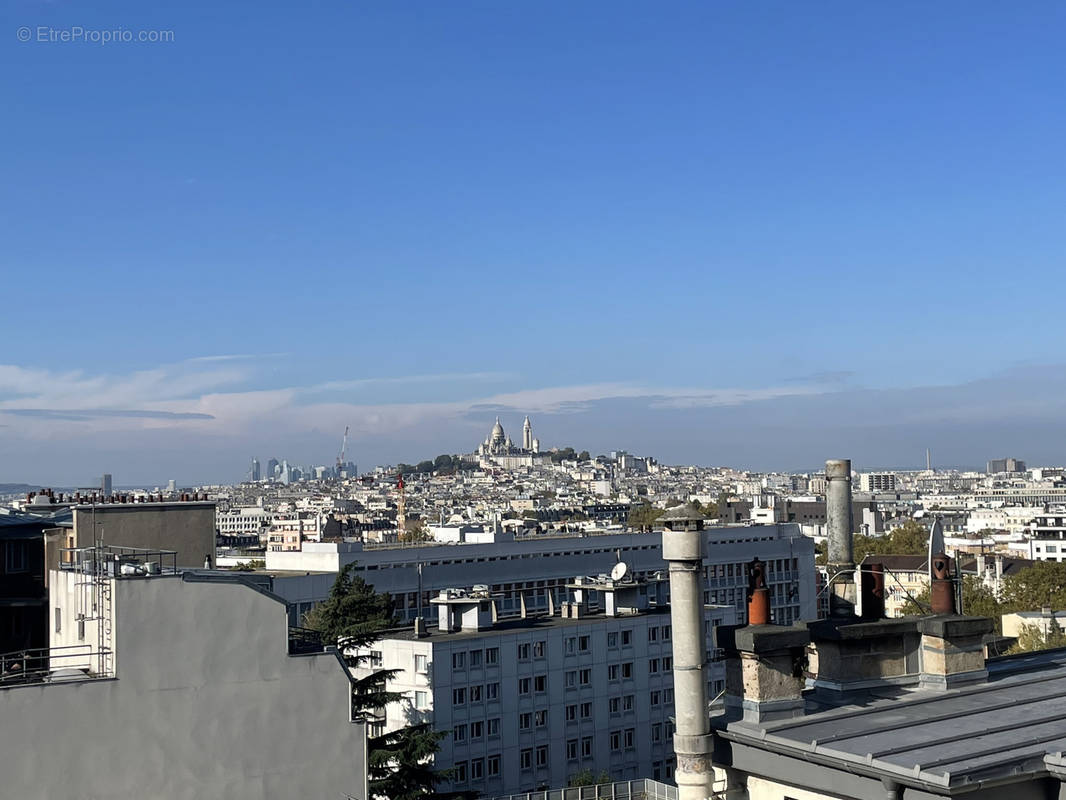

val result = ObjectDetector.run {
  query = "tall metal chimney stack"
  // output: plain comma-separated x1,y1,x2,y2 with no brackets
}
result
825,459,856,618
661,504,714,800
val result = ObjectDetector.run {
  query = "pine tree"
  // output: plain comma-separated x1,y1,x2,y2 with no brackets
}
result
305,564,451,798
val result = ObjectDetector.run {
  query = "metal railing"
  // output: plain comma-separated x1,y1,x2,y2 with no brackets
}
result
288,626,326,655
486,779,678,800
0,644,113,688
59,544,179,577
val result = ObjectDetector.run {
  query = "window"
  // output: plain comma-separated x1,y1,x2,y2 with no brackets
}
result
535,709,547,727
662,625,671,640
565,670,577,688
650,690,660,706
470,757,484,780
471,720,484,740
470,649,483,667
519,677,531,695
454,723,467,742
622,662,633,679
565,704,577,721
536,745,549,767
533,641,545,658
518,643,531,660
608,664,619,681
567,739,578,760
582,736,593,757
54,608,61,634
452,651,465,670
578,635,590,651
663,656,672,671
652,723,662,742
610,730,621,751
487,718,500,736
579,668,591,685
580,701,592,719
486,682,499,700
649,658,660,674
453,688,466,705
607,632,618,648
5,542,27,574
609,697,620,714
621,630,632,646
521,749,533,770
369,650,383,668
534,675,547,693
486,647,499,665
565,636,576,654
624,728,635,748
648,627,658,642
622,694,634,711
414,691,428,710
414,654,428,673
454,761,467,783
664,688,674,704
469,684,482,702
488,754,501,776
520,712,532,730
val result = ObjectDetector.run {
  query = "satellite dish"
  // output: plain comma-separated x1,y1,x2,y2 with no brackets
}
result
611,561,629,582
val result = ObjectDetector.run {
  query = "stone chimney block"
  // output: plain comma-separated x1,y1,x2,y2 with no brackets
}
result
918,616,993,691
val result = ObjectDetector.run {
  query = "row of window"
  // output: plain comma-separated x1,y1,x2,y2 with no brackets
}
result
450,647,500,671
452,682,500,705
452,718,500,741
452,754,501,784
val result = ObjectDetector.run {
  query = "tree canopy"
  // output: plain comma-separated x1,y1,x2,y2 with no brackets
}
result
305,565,451,799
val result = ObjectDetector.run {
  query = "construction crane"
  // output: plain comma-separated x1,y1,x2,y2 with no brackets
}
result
336,425,349,478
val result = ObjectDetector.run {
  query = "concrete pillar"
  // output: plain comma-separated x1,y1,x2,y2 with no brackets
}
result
826,459,856,618
662,505,714,800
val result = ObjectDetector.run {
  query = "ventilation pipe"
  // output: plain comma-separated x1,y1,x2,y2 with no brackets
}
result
825,459,856,618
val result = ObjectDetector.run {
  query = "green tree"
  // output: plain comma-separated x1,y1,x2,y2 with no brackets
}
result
305,565,450,799
1009,619,1066,654
578,450,591,461
569,769,611,787
627,503,664,529
852,520,930,559
1000,561,1066,611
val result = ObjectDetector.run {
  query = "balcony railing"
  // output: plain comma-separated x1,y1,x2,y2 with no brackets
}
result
0,644,113,688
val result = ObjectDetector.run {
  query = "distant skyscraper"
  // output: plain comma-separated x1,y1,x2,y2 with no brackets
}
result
988,457,1027,474
100,473,112,496
251,458,261,482
267,458,279,479
167,479,176,493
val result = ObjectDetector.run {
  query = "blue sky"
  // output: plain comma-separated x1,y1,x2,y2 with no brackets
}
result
3,2,1066,484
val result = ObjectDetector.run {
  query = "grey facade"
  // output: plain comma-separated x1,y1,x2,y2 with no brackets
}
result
0,570,366,800
67,500,215,568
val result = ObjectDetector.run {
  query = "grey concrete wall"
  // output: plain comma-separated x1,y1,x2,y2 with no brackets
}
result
0,576,365,800
73,503,216,568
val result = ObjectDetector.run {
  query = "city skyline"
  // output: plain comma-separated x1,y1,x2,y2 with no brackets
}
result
5,3,1066,482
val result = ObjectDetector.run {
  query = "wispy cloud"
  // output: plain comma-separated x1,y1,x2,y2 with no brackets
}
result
3,409,214,421
184,353,288,363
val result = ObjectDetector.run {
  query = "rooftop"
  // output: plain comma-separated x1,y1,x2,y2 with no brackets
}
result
717,646,1066,792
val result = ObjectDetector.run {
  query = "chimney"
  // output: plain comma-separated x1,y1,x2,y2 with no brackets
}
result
917,616,992,690
860,561,885,621
747,558,770,625
930,553,956,615
724,624,811,724
661,503,713,800
825,459,856,618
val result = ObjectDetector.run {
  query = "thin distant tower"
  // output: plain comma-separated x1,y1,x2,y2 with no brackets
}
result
396,473,406,540
926,448,932,472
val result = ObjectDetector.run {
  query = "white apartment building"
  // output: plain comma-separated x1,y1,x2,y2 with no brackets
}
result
859,473,898,492
358,577,735,797
264,524,816,627
216,506,271,538
1028,512,1066,562
267,511,331,551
